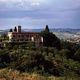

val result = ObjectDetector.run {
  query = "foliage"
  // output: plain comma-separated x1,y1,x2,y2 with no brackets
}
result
0,26,80,78
9,28,13,32
14,26,17,32
41,25,61,49
0,45,80,78
74,48,80,62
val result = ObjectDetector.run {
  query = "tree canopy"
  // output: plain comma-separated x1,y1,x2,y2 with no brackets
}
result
14,26,17,32
41,25,61,49
9,28,13,32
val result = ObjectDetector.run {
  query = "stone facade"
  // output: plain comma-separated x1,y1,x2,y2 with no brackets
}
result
8,26,43,46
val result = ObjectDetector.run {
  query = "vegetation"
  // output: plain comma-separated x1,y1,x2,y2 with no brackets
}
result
0,25,80,80
0,45,80,80
9,28,13,32
14,26,17,32
41,25,61,49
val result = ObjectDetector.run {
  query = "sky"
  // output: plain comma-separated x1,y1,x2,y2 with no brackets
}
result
0,0,80,29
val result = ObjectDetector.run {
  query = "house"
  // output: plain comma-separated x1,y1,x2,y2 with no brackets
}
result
7,26,43,46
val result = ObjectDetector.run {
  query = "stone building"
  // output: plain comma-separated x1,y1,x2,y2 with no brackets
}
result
7,26,43,46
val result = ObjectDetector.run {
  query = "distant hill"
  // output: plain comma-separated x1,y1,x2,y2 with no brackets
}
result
0,28,80,33
23,28,80,33
0,28,80,40
20,28,80,40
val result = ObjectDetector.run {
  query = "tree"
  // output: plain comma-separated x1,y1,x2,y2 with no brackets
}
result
74,48,80,61
41,25,61,49
9,29,13,32
45,25,49,32
14,26,17,32
59,49,71,61
0,49,10,68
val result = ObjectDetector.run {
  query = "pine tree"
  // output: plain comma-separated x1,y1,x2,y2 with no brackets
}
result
9,28,13,32
14,26,17,32
45,25,49,32
41,25,61,49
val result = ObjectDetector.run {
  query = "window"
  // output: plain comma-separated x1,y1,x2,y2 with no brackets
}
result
18,35,20,37
13,40,15,41
13,35,15,37
21,39,23,41
26,35,29,37
25,39,28,41
22,35,24,37
17,40,19,41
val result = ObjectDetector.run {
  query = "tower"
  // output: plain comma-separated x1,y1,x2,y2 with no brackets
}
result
17,25,21,32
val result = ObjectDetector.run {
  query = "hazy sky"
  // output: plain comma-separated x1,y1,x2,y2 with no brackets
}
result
0,0,80,29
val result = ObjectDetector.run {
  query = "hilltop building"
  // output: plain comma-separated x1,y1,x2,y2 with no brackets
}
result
8,26,43,46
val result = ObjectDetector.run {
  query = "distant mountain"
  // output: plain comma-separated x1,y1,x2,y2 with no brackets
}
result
23,28,80,40
0,28,80,40
0,28,80,33
23,28,80,33
50,28,80,33
23,29,43,32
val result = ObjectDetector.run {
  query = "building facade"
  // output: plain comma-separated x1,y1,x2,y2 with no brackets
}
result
8,26,43,46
